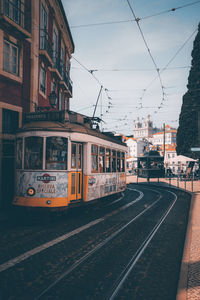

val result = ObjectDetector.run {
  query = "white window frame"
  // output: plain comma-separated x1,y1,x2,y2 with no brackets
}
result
3,39,19,75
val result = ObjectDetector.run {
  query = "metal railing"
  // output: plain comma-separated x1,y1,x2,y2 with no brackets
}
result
63,72,73,95
40,33,53,60
1,0,31,32
128,172,199,192
52,54,62,74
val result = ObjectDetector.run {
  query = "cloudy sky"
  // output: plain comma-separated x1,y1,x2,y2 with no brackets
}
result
63,0,200,135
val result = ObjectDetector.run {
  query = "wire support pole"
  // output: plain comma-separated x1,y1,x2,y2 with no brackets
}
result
92,85,103,119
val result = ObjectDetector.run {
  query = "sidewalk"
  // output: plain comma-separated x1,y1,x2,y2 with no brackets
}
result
127,175,200,300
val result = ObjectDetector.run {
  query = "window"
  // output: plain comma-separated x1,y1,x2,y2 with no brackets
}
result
71,143,77,169
40,65,46,94
112,150,116,172
121,152,125,172
71,143,82,169
24,137,43,170
3,40,19,75
60,47,64,77
52,29,58,63
40,4,48,49
117,151,121,172
106,148,111,172
4,0,22,26
46,137,68,170
16,138,23,169
78,144,82,169
58,90,63,110
91,145,98,172
99,147,105,173
2,109,19,134
66,57,70,74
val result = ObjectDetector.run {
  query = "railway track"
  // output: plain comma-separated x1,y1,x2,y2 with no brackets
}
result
0,184,190,300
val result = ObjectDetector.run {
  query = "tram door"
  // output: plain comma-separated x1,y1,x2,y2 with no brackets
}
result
69,143,82,202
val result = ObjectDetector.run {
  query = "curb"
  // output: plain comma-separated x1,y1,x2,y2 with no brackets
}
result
176,192,195,300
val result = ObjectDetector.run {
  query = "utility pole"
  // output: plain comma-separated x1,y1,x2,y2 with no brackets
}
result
92,86,103,119
163,123,165,159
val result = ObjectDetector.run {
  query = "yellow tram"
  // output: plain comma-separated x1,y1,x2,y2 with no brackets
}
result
13,111,127,211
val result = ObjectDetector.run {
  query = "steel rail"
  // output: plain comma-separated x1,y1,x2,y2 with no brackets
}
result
108,189,177,300
0,189,143,273
34,189,162,300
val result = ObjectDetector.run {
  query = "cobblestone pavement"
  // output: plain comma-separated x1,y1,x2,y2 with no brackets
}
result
127,175,200,300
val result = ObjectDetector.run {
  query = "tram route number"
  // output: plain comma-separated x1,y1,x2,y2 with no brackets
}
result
37,184,56,194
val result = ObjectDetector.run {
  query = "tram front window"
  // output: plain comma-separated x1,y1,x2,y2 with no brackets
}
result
16,138,22,169
24,137,43,170
46,137,68,170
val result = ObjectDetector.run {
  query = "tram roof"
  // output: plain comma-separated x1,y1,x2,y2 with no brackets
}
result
138,150,163,159
18,120,127,147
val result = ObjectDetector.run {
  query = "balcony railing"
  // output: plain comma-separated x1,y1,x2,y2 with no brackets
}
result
63,72,73,95
52,55,62,75
1,0,31,32
40,33,53,61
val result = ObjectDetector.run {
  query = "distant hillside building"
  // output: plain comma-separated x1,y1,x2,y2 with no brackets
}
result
133,115,153,140
125,137,146,171
125,137,146,158
152,125,177,146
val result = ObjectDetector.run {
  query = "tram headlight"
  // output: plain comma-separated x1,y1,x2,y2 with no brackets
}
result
27,187,35,196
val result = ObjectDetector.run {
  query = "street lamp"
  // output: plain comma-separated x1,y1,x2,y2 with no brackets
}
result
48,91,57,108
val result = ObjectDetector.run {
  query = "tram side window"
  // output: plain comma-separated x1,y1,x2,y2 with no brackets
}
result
24,137,43,170
78,144,82,169
71,143,77,169
99,147,105,173
16,138,23,169
71,143,82,169
117,151,121,172
106,148,111,172
121,152,125,172
91,144,98,173
112,150,116,172
46,137,68,170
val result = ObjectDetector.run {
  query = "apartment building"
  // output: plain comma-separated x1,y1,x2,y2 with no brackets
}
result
152,125,177,146
0,0,74,208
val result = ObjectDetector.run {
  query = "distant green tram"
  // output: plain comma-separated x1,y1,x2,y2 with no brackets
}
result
137,151,165,180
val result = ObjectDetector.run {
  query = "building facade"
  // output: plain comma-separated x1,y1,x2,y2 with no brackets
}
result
0,0,74,208
133,115,153,140
152,125,177,146
125,137,146,171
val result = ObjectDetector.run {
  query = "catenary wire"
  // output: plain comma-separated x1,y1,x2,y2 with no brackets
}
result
70,0,200,28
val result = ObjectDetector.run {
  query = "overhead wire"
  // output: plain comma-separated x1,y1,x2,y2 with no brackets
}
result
71,2,198,132
72,56,114,118
136,25,198,113
126,0,165,113
70,0,200,28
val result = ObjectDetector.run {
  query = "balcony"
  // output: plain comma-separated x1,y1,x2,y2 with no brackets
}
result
60,72,73,98
49,55,62,80
39,34,53,66
0,0,31,38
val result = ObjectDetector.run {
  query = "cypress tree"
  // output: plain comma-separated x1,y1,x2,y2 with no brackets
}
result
176,23,200,158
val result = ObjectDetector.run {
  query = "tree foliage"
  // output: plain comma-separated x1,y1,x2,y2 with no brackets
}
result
176,23,200,158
